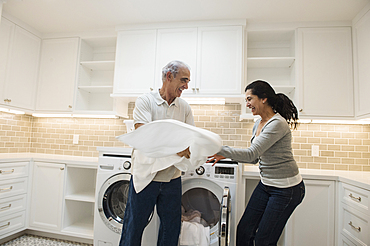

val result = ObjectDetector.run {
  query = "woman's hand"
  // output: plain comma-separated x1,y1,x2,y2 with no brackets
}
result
207,154,226,166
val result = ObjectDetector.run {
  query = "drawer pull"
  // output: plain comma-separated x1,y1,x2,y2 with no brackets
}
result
349,221,361,232
0,204,11,210
349,193,362,202
0,222,10,230
0,169,15,174
0,186,13,192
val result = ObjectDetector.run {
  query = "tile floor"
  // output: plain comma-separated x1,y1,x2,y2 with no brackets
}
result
1,234,92,246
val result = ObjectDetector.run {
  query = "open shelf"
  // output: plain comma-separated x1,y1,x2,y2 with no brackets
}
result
63,200,94,238
78,85,113,93
247,57,295,68
65,191,95,203
80,60,115,70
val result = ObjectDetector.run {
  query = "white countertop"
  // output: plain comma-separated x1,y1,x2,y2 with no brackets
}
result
243,165,370,191
0,153,98,167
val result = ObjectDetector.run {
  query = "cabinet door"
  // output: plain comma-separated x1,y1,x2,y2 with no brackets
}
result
297,27,353,117
0,17,14,105
283,179,335,246
353,10,370,118
4,25,41,110
197,26,243,95
154,28,198,94
29,162,65,231
114,30,157,95
36,38,79,112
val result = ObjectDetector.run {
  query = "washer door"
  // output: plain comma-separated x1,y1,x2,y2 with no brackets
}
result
97,173,131,234
182,179,231,245
220,186,231,246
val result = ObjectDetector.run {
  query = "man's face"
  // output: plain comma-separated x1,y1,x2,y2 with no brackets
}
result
168,68,190,98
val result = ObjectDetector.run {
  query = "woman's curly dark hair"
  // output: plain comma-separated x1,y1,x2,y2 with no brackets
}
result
246,80,299,130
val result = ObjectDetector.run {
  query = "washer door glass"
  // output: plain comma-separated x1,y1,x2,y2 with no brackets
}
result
103,179,130,223
181,187,221,228
98,173,131,233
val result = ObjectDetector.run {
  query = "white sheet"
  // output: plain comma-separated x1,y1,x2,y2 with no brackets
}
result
116,119,222,193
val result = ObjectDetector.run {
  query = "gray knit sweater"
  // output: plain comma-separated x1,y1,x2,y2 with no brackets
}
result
218,113,299,179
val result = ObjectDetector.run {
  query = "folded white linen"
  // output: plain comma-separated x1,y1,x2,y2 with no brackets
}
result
179,221,210,246
116,119,222,193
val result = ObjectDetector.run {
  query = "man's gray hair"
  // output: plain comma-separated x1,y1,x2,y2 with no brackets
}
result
162,60,190,82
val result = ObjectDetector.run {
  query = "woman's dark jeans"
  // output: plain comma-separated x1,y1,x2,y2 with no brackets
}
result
237,180,305,246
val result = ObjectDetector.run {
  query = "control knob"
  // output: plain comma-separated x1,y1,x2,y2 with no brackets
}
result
195,166,205,175
122,161,131,170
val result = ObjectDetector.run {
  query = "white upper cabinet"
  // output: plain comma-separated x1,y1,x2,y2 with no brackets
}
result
113,22,245,98
75,36,127,116
154,28,198,94
36,38,79,112
0,17,41,111
353,8,370,118
241,29,296,119
297,27,354,118
196,26,243,96
114,29,157,95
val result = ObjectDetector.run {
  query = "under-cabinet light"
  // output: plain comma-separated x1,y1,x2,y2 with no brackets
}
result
0,107,25,115
32,113,72,117
72,114,118,119
31,113,118,118
298,119,370,125
183,98,226,105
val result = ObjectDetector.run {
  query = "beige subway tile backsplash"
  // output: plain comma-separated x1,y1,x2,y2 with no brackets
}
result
1,104,370,171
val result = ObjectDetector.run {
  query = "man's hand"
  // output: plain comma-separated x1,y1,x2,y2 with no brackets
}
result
177,147,190,159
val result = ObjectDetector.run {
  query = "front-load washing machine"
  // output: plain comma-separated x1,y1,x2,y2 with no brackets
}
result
94,147,158,246
181,160,239,246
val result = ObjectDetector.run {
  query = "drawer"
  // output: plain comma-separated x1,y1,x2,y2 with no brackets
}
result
0,211,26,237
0,162,29,181
0,194,27,218
340,233,357,246
341,203,370,246
0,178,27,199
341,182,370,214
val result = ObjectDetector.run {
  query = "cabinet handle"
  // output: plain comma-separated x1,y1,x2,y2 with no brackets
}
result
299,109,303,112
0,186,13,192
192,88,196,91
0,222,10,230
150,88,153,91
0,204,11,210
3,99,7,102
349,193,361,202
8,99,11,103
0,169,14,174
196,88,199,91
68,105,72,109
60,168,64,170
349,221,361,232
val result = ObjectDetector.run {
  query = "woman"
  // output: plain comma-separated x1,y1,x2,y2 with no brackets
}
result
208,80,305,246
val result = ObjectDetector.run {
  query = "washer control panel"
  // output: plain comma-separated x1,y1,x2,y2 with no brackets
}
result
182,161,238,181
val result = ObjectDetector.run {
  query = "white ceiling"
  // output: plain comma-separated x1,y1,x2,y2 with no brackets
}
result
2,0,370,34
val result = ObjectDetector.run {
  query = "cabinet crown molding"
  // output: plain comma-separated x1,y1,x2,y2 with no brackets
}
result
115,19,247,31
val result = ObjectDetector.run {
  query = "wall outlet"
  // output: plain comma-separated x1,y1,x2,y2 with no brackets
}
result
73,134,79,145
311,145,319,157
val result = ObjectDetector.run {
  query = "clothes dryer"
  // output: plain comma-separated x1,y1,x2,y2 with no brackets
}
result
94,147,158,246
181,160,239,246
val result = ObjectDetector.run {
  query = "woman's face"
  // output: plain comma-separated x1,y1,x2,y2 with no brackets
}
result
245,89,266,116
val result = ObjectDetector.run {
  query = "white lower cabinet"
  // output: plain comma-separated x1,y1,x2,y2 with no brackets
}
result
339,182,370,246
29,162,65,231
0,161,29,239
29,162,96,239
244,178,335,246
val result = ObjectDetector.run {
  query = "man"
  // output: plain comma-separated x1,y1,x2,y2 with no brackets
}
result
119,60,194,246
